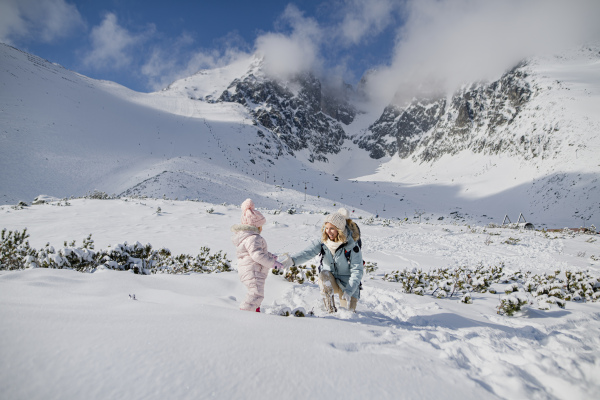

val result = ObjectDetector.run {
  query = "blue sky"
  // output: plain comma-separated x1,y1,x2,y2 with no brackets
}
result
1,0,400,92
2,0,599,100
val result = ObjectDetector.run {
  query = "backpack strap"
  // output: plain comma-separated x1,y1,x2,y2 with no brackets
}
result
344,245,360,263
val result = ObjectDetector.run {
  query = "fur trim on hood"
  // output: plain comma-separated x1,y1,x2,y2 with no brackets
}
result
347,221,360,242
231,224,260,234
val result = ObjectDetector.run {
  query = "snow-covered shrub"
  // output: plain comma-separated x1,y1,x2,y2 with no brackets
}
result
363,217,375,225
273,264,317,285
381,263,600,311
383,264,505,300
1,230,231,275
0,228,37,270
502,237,521,245
11,201,29,210
461,294,473,304
293,307,306,317
564,269,600,302
505,283,520,294
497,293,529,316
85,190,113,200
383,267,429,294
364,261,378,274
279,307,292,316
55,246,97,272
99,243,231,275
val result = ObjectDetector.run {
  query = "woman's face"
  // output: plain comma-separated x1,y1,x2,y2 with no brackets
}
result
324,222,339,241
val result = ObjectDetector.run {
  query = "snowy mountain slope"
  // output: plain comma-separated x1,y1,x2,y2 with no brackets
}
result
1,42,599,228
0,44,336,209
354,45,600,227
357,45,600,165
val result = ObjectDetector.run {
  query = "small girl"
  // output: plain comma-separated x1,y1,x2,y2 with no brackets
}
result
231,199,283,312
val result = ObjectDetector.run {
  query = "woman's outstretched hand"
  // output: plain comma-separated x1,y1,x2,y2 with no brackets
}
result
279,253,294,269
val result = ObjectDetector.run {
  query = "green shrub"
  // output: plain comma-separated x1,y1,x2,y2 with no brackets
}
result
0,228,36,270
0,229,231,275
383,263,600,313
497,293,529,316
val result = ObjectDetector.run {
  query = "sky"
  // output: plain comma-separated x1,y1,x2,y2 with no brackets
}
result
2,0,600,103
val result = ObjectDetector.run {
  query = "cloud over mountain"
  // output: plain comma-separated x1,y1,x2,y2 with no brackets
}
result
364,0,600,106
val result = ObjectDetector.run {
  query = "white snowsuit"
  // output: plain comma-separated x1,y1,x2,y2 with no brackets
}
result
231,224,276,311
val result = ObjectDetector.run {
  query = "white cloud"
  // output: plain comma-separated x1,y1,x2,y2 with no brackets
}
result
364,0,600,106
337,0,397,45
140,33,250,91
82,13,151,70
254,4,323,79
0,0,84,45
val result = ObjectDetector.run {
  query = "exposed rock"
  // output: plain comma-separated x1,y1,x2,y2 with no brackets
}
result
218,69,356,162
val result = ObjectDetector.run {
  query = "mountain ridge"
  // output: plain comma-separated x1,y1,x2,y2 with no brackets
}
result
1,42,598,227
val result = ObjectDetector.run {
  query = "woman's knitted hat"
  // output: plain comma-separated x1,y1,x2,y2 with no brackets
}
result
240,198,266,227
325,210,347,232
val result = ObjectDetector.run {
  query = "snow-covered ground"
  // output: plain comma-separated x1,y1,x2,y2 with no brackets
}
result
1,198,599,399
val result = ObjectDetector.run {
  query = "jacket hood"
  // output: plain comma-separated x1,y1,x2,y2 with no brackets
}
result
231,224,260,246
344,226,358,248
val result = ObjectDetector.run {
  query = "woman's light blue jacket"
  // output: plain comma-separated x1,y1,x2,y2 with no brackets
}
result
291,226,364,298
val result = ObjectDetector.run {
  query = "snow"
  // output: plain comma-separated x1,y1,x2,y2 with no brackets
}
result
1,42,600,399
1,198,600,400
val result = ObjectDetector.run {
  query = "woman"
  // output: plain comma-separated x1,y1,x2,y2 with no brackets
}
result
282,208,363,312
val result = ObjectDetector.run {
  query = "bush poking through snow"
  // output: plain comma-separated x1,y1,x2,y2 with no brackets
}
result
85,190,113,200
293,307,306,317
383,265,504,298
364,261,378,274
0,229,231,274
461,294,473,304
383,264,600,312
272,264,318,284
0,228,36,270
497,293,529,316
502,237,521,245
279,307,292,316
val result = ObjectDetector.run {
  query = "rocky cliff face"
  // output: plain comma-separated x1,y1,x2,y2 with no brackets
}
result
357,63,534,162
217,66,356,162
